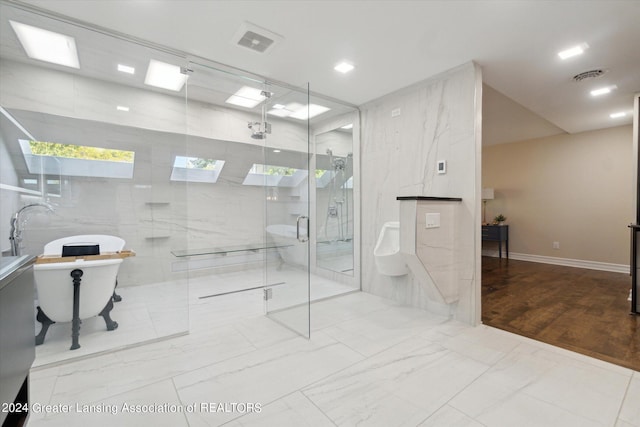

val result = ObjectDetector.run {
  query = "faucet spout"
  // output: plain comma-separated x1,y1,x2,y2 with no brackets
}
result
9,202,55,256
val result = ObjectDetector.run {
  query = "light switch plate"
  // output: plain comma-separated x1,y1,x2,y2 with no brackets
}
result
437,160,446,174
425,212,440,228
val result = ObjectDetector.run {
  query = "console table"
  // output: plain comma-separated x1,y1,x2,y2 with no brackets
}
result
482,225,509,259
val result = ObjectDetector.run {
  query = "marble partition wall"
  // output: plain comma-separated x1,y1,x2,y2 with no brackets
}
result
360,62,482,325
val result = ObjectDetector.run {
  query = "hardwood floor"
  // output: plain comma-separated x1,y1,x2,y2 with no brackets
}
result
482,256,640,371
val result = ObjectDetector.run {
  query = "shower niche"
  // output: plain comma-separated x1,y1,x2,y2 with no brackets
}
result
313,119,358,283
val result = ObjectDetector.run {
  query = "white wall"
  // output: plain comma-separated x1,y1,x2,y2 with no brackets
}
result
360,62,482,324
0,129,19,253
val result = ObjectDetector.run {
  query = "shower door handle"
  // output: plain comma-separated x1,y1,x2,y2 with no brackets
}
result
296,215,309,243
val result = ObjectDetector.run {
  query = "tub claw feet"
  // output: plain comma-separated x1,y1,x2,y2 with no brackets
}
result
100,299,118,331
35,306,55,345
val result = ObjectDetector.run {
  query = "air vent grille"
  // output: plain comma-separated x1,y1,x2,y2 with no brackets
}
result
237,31,274,53
232,22,283,55
572,69,607,82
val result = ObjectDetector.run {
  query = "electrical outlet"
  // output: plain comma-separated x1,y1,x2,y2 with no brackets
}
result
425,213,440,229
552,241,560,249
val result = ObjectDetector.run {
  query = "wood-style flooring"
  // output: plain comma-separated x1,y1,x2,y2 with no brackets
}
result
482,256,640,371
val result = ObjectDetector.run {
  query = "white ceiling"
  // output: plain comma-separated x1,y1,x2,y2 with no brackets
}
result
11,0,640,143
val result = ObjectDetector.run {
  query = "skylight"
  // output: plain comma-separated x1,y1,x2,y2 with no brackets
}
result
144,59,187,92
10,20,79,69
225,86,267,108
19,139,135,179
267,103,331,120
243,163,308,187
170,156,225,183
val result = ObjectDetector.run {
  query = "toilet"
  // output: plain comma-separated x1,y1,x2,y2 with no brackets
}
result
374,221,408,276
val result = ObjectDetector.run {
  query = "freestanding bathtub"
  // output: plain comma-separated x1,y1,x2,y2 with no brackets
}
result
266,224,308,266
34,235,126,350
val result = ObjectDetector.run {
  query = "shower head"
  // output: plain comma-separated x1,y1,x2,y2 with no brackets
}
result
248,121,271,139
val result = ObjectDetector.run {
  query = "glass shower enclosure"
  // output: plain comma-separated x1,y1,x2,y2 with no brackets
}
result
184,62,312,337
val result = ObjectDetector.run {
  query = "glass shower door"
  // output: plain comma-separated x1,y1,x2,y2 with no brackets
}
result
263,83,311,338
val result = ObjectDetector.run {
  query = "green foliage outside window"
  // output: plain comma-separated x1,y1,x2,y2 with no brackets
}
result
186,157,216,170
29,141,134,163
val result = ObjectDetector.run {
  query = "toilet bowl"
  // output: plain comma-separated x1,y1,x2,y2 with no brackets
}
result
374,221,408,276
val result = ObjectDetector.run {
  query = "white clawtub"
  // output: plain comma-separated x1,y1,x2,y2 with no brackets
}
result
34,235,126,349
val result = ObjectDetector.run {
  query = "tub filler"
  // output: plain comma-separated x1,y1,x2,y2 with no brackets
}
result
266,224,308,266
34,235,127,350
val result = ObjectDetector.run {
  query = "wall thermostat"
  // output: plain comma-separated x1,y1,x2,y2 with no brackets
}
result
437,160,446,174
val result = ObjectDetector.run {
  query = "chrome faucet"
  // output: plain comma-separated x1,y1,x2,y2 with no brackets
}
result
9,202,54,256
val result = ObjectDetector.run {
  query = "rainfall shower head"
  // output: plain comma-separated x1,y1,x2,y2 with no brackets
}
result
248,121,271,139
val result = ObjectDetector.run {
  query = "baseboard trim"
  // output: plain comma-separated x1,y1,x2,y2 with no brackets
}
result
482,250,630,274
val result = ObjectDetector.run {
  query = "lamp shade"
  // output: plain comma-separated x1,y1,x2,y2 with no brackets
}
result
482,188,495,200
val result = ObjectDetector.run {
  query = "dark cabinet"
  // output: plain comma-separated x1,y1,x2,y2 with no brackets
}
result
482,225,509,258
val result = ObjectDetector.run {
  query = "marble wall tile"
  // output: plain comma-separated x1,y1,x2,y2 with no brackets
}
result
361,62,481,324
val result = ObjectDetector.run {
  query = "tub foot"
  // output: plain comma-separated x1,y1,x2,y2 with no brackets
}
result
112,279,122,302
99,299,119,331
35,306,55,345
70,269,83,350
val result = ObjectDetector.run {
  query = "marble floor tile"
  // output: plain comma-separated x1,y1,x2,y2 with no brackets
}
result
618,373,640,426
417,404,485,427
26,283,640,427
226,392,335,427
303,335,489,426
30,379,188,427
174,331,364,426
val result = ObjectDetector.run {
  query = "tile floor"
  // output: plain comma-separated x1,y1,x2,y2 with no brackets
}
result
28,288,639,426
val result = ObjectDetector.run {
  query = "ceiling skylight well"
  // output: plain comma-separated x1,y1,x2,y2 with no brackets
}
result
225,86,267,108
290,104,331,120
144,59,187,91
170,156,225,183
267,103,330,120
10,20,80,69
19,139,135,179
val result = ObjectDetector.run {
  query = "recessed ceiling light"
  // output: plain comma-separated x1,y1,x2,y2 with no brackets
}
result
272,104,286,109
117,64,135,74
116,105,129,112
144,59,187,92
10,20,79,68
334,61,355,74
558,43,589,60
290,104,331,120
225,86,267,108
590,85,617,97
610,112,627,119
341,124,354,129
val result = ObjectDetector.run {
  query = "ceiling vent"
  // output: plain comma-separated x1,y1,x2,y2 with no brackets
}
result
232,22,283,54
572,69,607,82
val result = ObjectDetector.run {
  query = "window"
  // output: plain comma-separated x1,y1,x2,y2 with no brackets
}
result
170,156,225,183
243,163,308,187
20,140,135,179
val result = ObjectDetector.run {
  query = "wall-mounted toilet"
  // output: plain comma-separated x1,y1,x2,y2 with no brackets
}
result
374,221,408,276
